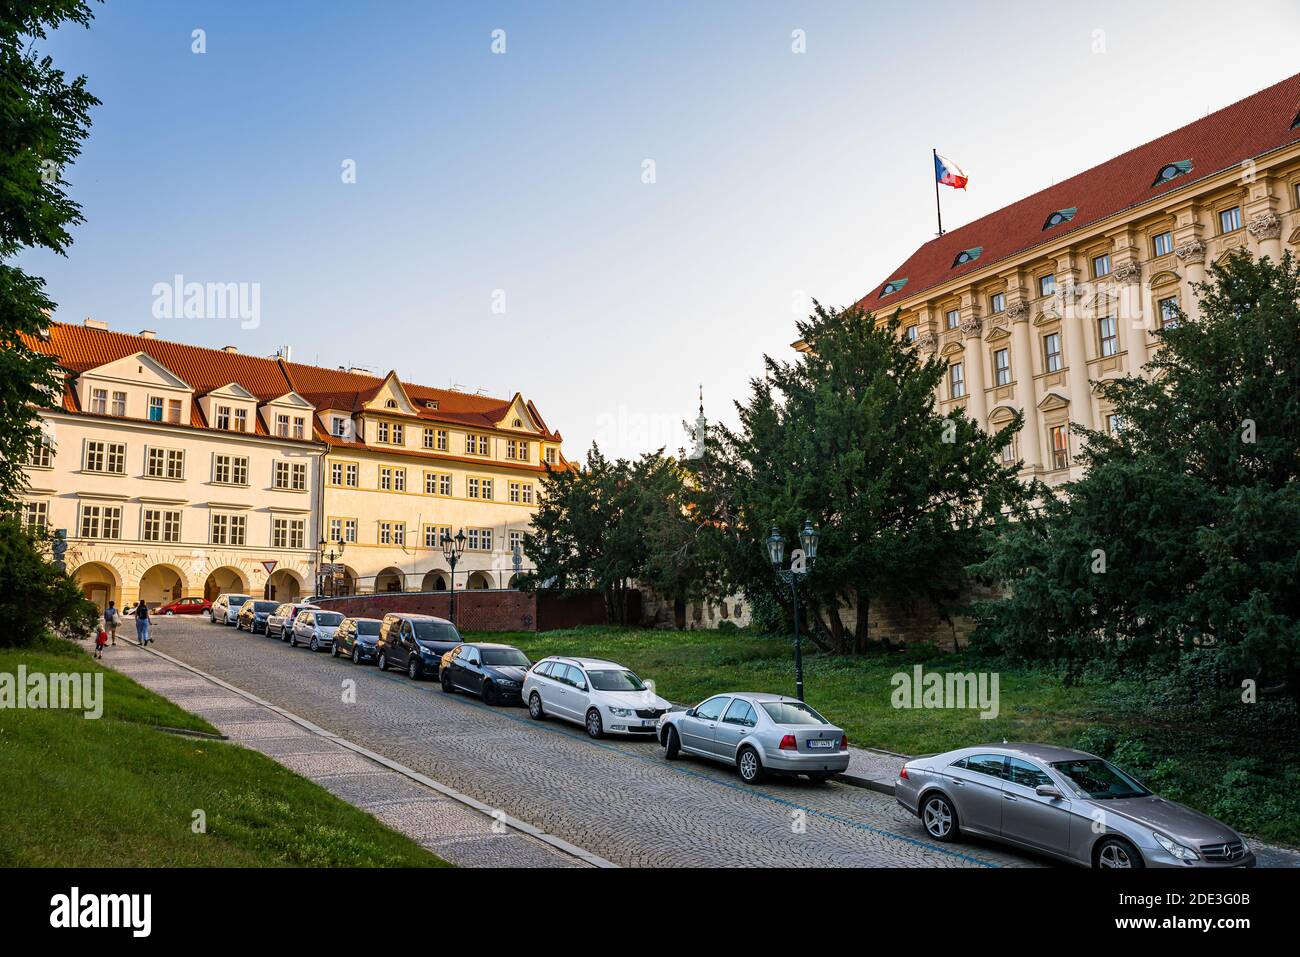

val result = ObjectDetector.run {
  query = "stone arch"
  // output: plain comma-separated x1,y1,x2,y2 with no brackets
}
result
375,567,405,593
268,568,304,602
138,563,190,607
421,569,449,592
73,560,121,613
465,570,493,590
204,565,250,601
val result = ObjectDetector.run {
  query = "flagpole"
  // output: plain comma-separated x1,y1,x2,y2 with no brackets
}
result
933,148,944,236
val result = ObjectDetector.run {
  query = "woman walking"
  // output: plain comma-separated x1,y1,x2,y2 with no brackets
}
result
134,600,153,647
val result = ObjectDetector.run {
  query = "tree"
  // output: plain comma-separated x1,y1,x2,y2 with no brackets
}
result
710,300,1029,653
0,519,97,646
0,0,99,509
972,251,1300,701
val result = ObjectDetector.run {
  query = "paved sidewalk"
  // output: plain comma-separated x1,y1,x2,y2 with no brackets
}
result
841,747,908,794
88,638,607,869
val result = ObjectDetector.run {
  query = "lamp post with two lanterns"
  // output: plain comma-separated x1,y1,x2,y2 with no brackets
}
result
766,519,820,702
439,529,467,626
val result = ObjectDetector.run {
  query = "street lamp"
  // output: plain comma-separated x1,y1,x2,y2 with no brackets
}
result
440,529,467,626
767,519,819,701
317,535,345,597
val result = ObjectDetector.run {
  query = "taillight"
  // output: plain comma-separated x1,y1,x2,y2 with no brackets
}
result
899,767,909,780
840,734,849,751
779,734,797,751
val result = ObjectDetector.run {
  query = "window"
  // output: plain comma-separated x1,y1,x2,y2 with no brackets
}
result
78,504,122,540
722,699,758,727
989,292,1006,314
1049,425,1069,470
509,481,521,503
694,696,731,722
1043,332,1062,372
380,467,395,491
111,391,126,416
948,362,965,399
342,518,357,543
91,389,108,414
423,428,435,449
1219,206,1242,233
27,436,53,468
1001,441,1015,464
945,308,960,329
435,429,448,451
379,521,405,546
274,461,307,490
233,408,247,432
392,423,404,445
293,416,305,440
466,527,493,551
142,508,181,543
1106,413,1124,436
385,399,397,408
376,421,390,443
1158,296,1179,329
481,478,493,500
148,397,164,421
993,348,1011,386
167,399,182,424
1005,758,1051,789
425,471,451,496
952,247,982,267
425,399,440,411
1092,253,1111,278
332,416,348,437
1152,231,1173,257
1098,315,1119,357
545,447,557,465
213,454,249,486
510,529,525,552
216,406,231,430
210,513,247,546
272,517,305,549
1151,160,1192,187
506,439,517,459
466,433,489,455
276,413,290,437
881,278,908,297
393,468,406,492
21,501,49,531
1039,274,1055,298
146,447,184,479
328,517,343,543
518,440,530,461
467,477,481,499
331,461,359,487
1042,207,1076,230
84,441,126,474
905,324,918,342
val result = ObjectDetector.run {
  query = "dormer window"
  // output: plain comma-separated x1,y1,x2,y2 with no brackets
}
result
1152,160,1192,187
1043,208,1077,231
952,247,982,267
881,278,908,297
385,399,398,408
332,416,348,437
1292,108,1300,130
425,400,439,410
513,418,522,428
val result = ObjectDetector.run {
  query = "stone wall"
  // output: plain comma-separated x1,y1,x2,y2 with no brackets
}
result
313,589,608,633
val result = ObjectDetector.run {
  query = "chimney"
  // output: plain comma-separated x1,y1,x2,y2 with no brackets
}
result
138,329,156,339
281,345,292,363
83,318,109,331
347,366,368,375
222,345,238,353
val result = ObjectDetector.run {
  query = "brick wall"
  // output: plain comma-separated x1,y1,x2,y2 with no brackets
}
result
312,589,609,633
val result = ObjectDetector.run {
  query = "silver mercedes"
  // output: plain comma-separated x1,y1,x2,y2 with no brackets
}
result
895,743,1254,868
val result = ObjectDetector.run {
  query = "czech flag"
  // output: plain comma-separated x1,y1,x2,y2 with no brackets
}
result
934,152,969,190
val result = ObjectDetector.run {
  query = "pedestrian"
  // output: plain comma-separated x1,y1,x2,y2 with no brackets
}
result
104,600,120,646
134,600,152,647
94,627,108,659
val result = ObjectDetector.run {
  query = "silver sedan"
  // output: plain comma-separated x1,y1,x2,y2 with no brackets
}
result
657,692,849,783
895,743,1255,868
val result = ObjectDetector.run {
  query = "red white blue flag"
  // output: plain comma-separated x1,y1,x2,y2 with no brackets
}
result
934,152,969,190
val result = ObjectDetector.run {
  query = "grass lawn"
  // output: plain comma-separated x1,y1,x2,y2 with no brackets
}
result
481,626,1300,846
0,637,448,867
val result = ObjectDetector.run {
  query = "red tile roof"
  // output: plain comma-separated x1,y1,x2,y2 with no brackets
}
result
865,70,1300,309
27,322,562,443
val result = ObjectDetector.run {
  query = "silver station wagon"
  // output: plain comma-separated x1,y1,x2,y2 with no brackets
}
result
658,692,849,783
895,743,1255,868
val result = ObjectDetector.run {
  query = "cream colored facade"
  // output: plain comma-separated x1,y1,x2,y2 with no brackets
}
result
23,350,323,609
880,146,1300,486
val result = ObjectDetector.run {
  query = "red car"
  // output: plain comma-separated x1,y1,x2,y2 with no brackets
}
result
156,597,212,616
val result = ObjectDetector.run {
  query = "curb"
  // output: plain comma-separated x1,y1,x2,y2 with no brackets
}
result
119,639,618,869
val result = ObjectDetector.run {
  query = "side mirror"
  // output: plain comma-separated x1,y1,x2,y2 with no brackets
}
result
1035,784,1063,799
685,708,697,718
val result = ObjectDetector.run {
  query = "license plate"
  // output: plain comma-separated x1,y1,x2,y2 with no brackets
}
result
808,739,834,750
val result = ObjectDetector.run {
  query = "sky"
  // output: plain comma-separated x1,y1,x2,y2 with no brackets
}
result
19,0,1300,460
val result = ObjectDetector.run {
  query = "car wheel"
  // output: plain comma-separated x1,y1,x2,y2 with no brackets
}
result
1095,837,1144,869
309,637,319,652
441,670,455,694
664,725,681,760
737,746,764,783
377,653,388,672
352,646,361,665
289,634,298,647
408,658,420,680
483,682,497,706
331,642,340,658
166,611,174,616
922,793,958,841
528,692,545,720
585,709,604,739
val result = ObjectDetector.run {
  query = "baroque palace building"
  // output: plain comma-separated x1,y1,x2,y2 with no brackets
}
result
858,70,1300,487
20,321,566,610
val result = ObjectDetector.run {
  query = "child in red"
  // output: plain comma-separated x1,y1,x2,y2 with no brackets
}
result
94,628,108,659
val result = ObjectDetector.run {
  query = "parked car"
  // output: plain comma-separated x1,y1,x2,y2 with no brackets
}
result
236,599,281,633
157,597,211,616
332,617,383,664
266,602,319,639
657,692,848,783
440,643,532,704
290,609,345,651
894,743,1256,869
209,593,252,625
524,657,673,739
374,613,462,680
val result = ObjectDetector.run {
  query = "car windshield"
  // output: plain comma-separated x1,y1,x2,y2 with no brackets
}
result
587,669,646,692
315,612,343,625
412,620,461,643
481,648,530,667
355,621,381,635
229,596,249,606
253,601,278,612
1050,759,1150,800
761,701,830,725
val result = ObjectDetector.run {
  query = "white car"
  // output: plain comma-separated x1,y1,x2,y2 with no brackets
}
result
290,609,344,651
210,593,251,625
523,656,672,738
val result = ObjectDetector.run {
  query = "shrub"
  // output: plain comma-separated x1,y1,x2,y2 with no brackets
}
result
0,520,97,648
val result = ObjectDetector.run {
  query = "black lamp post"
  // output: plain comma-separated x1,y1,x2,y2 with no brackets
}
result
317,536,345,597
440,529,467,626
767,519,820,701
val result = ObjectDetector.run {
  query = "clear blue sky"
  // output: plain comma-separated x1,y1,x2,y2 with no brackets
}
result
21,0,1300,458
